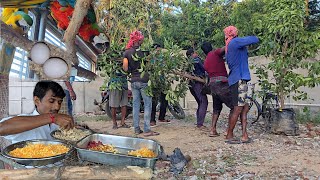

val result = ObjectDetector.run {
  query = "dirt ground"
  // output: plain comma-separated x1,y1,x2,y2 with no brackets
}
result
75,111,320,179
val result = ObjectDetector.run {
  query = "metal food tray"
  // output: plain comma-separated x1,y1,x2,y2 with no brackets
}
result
2,139,73,166
75,134,161,169
50,128,94,144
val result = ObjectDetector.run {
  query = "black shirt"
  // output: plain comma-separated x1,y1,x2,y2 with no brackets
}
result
123,46,149,83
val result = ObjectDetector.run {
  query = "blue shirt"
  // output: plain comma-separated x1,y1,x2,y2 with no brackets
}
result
226,36,259,86
193,56,206,77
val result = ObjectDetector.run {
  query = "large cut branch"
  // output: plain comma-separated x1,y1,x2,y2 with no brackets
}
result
0,166,152,180
174,71,206,83
63,0,93,66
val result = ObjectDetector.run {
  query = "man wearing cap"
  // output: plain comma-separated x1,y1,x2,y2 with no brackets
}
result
223,26,259,143
123,30,160,137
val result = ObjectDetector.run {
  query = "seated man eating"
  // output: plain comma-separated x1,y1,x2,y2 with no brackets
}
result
0,80,74,144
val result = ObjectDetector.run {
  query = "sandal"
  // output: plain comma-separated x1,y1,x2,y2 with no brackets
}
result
225,138,241,144
119,124,130,128
240,138,253,144
196,125,209,132
150,121,157,127
209,132,220,137
112,124,118,129
143,131,160,137
158,119,171,123
135,129,143,135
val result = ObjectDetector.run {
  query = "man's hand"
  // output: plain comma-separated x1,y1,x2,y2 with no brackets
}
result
69,90,77,100
54,114,74,130
123,58,128,71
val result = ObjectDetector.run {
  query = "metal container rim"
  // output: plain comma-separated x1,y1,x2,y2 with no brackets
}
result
2,139,73,161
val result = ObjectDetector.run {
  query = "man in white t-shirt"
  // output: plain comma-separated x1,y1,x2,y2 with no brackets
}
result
0,80,74,144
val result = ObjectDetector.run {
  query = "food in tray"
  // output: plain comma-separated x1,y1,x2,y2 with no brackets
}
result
128,147,156,158
53,128,92,141
87,141,118,153
9,143,69,158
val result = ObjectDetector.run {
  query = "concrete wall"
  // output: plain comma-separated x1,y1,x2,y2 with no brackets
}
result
8,79,37,115
8,53,320,115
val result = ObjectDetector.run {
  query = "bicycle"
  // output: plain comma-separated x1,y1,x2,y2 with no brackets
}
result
247,83,280,125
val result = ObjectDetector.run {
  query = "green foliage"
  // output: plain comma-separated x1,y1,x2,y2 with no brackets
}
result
158,0,232,49
257,0,320,109
230,0,265,56
140,40,193,104
230,0,266,36
97,0,162,91
296,107,320,125
97,42,126,90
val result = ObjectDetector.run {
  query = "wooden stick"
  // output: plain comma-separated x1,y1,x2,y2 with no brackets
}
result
174,71,206,83
63,0,93,66
0,166,153,180
0,21,33,51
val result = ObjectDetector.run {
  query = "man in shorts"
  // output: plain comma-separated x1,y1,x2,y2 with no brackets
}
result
109,72,130,129
201,42,233,137
223,26,259,143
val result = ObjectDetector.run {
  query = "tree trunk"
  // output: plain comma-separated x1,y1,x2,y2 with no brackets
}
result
0,43,15,75
279,91,285,110
0,74,9,120
0,166,153,180
0,29,17,120
63,0,93,66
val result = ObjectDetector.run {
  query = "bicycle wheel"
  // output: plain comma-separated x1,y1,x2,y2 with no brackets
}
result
261,95,279,130
262,96,279,118
247,99,261,124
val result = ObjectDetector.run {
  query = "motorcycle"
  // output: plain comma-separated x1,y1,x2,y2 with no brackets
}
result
94,89,186,120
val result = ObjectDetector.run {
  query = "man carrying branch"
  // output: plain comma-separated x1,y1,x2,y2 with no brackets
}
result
186,48,208,130
123,30,159,137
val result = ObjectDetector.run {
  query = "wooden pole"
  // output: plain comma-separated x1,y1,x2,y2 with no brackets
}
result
63,0,93,66
0,21,33,51
0,166,153,180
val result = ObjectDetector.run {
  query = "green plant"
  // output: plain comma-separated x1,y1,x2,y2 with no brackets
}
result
296,107,320,125
138,40,193,104
97,0,162,90
159,0,232,49
257,0,320,109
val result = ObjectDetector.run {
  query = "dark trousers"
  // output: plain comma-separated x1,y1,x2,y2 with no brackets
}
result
151,92,168,122
189,82,208,126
